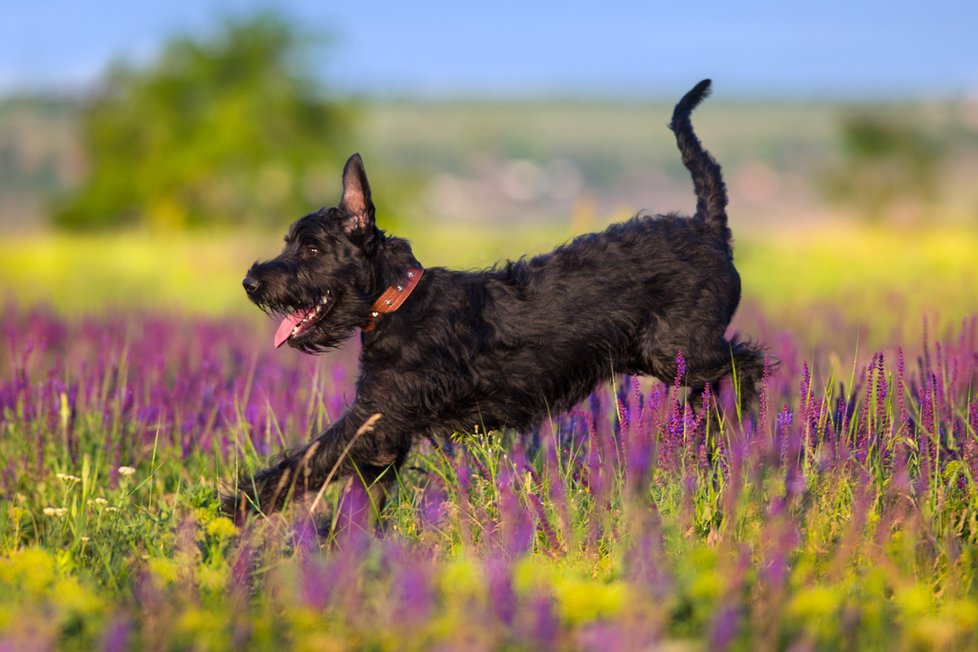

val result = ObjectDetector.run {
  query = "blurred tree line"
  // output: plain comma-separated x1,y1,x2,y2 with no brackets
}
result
820,112,946,222
53,12,352,230
44,9,963,231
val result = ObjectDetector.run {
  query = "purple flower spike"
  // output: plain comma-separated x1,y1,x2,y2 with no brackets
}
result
674,350,686,392
776,404,793,459
101,615,132,652
757,354,772,435
710,604,740,651
485,556,517,625
299,556,335,612
394,563,432,625
964,401,978,479
421,480,447,527
335,481,372,544
292,516,320,555
527,594,558,650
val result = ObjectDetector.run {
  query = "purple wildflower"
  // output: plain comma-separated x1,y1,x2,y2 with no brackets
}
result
485,556,517,625
527,594,558,651
497,464,534,556
526,487,560,555
299,556,336,612
759,353,772,435
617,396,629,435
776,404,793,461
964,401,978,479
393,562,432,625
799,362,811,430
710,604,740,651
100,615,132,652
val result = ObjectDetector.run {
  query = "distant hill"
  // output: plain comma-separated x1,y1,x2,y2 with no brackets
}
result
2,95,976,230
356,100,840,227
0,95,84,230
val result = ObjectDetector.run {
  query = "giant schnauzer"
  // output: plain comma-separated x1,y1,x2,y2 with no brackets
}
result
225,79,765,518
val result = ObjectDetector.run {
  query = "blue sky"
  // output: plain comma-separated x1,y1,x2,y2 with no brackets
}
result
1,1,976,99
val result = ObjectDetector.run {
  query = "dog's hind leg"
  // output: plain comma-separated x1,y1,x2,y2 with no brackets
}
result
682,337,766,411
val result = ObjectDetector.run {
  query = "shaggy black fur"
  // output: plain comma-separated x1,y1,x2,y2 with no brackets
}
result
224,79,765,518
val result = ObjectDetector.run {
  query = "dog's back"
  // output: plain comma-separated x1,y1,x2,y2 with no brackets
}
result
377,80,754,433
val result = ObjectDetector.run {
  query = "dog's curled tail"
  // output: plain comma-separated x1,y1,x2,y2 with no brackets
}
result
669,79,730,244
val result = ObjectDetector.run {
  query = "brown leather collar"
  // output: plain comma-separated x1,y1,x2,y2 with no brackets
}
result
363,267,424,332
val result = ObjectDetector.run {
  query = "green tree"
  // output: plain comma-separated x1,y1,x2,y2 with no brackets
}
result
820,112,945,222
53,12,351,230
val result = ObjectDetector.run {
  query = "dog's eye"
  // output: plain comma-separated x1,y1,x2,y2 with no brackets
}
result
305,245,319,256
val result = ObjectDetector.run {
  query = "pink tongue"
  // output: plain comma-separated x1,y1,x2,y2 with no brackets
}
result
274,309,311,348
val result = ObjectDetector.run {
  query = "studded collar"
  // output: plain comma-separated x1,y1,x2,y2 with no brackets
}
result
362,267,424,332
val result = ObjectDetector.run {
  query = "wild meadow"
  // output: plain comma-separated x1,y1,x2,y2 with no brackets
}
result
2,226,978,651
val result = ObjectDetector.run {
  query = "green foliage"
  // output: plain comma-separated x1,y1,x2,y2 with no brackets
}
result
52,12,352,231
820,112,946,221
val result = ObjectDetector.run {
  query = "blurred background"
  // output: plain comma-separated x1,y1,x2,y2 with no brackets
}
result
1,1,976,339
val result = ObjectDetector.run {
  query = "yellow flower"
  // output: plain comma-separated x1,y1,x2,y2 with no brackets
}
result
148,558,180,586
51,577,105,617
438,559,486,602
553,576,628,624
0,548,56,597
788,585,840,620
205,517,239,541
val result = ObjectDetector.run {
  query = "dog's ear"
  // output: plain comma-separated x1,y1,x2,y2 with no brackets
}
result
340,153,375,234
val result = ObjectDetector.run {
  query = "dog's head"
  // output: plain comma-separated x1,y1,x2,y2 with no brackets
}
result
243,153,406,353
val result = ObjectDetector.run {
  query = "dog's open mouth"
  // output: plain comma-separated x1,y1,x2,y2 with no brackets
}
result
273,293,331,348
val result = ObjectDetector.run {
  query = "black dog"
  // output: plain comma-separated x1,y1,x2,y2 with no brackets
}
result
225,80,764,518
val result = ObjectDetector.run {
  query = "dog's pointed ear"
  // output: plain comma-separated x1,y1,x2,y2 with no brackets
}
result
340,153,374,234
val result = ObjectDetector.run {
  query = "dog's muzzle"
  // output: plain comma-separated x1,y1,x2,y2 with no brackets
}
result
243,273,261,296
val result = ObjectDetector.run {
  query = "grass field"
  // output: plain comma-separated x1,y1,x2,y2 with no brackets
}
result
2,225,978,650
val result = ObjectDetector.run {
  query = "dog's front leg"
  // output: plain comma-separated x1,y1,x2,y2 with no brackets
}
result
223,407,402,520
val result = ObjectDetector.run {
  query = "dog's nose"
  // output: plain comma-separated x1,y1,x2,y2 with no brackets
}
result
242,274,261,295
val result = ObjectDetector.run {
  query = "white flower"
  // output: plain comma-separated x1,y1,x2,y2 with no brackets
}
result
117,466,136,477
56,472,81,482
91,497,108,506
43,507,68,517
80,536,90,543
105,507,119,513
